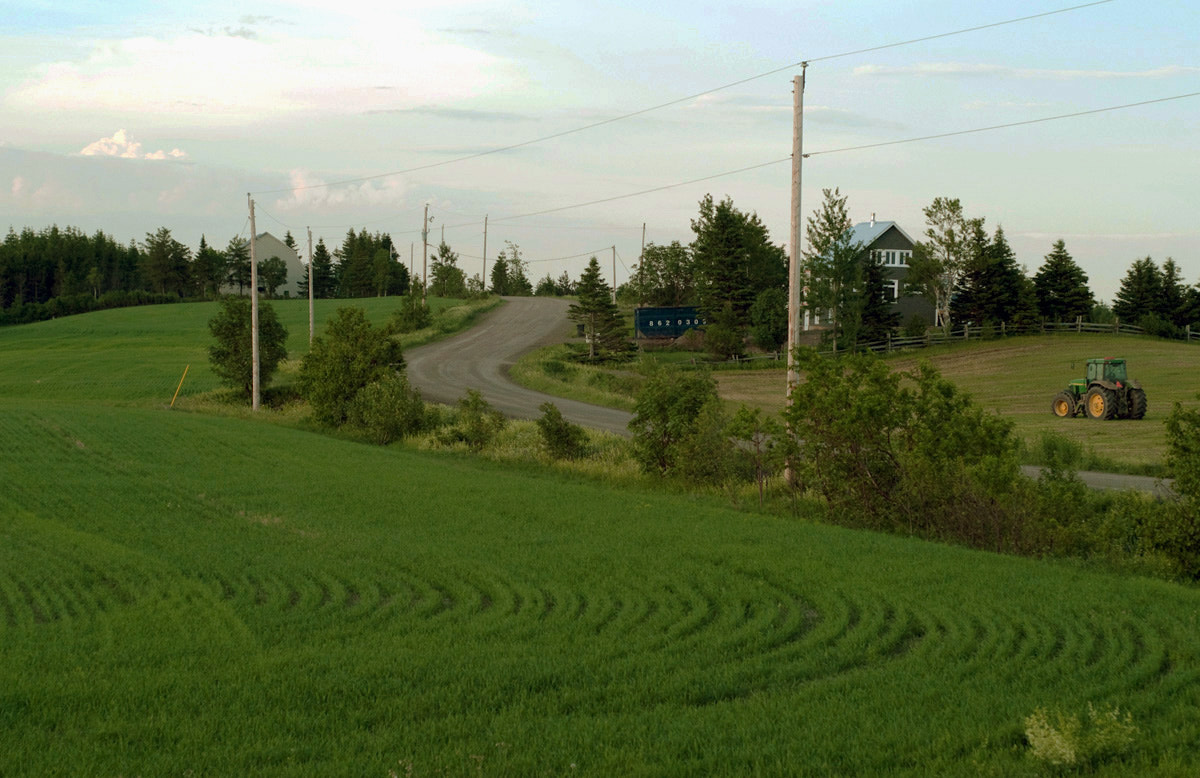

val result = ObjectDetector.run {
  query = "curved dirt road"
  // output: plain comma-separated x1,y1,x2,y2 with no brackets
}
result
406,297,634,436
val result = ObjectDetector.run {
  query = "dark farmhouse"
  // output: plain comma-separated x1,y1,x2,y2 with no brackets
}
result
846,217,935,326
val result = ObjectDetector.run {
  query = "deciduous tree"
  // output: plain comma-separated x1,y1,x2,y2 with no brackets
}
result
801,187,863,352
208,297,288,400
298,306,405,426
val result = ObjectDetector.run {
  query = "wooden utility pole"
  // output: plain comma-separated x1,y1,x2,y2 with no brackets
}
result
611,245,617,304
307,226,314,345
786,65,807,401
421,203,430,302
248,195,260,412
482,215,488,290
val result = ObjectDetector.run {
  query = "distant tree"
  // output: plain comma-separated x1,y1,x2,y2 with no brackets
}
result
858,252,902,344
907,197,972,333
224,237,251,294
749,287,788,352
208,296,288,400
534,273,557,297
298,306,405,426
629,241,694,306
1033,240,1093,322
257,255,288,298
428,241,467,297
568,257,626,359
192,235,226,298
490,242,532,295
802,187,864,352
1160,258,1188,326
555,270,575,296
536,401,588,460
141,227,191,296
1112,257,1162,325
297,238,337,298
690,194,786,327
489,254,509,295
283,231,297,251
953,225,1033,326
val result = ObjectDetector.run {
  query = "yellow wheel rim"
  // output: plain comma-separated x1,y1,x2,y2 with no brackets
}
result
1055,399,1069,416
1089,393,1105,416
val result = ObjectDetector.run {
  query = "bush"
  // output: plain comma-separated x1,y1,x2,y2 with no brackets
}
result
1024,704,1137,769
673,397,745,488
628,367,718,475
347,373,425,445
387,293,432,334
903,314,928,338
208,297,288,400
437,389,506,451
299,307,405,426
536,402,588,460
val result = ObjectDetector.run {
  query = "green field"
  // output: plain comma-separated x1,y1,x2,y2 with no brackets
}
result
3,305,1200,775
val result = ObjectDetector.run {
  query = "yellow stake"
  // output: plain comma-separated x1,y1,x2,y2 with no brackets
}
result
170,364,190,408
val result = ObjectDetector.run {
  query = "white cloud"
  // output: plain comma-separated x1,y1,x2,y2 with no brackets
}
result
79,130,188,161
6,24,520,123
272,169,410,212
854,63,1200,80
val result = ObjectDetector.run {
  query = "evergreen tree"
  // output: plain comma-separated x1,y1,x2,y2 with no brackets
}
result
1112,257,1163,325
489,255,509,295
953,225,1031,326
428,241,467,297
690,194,786,327
297,238,337,298
1033,240,1093,322
859,252,901,344
568,257,626,359
801,187,863,353
224,236,251,294
140,227,191,296
192,235,226,298
1160,258,1188,326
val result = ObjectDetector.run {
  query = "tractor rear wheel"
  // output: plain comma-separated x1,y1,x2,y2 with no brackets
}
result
1052,391,1075,418
1085,387,1116,420
1130,388,1148,420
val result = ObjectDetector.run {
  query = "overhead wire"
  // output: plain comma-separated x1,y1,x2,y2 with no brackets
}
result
247,0,1115,196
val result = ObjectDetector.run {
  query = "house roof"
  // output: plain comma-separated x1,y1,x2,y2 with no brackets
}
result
846,220,917,249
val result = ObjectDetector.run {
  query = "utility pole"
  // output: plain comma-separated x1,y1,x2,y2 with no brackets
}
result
640,222,647,306
409,242,414,280
421,203,430,302
482,214,488,291
786,65,807,402
307,226,314,346
247,194,260,412
611,245,617,304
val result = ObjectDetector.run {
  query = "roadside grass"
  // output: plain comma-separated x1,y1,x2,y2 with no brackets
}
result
4,400,1200,775
508,343,641,412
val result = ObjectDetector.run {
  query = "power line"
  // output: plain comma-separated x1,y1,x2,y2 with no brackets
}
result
248,0,1114,196
485,90,1200,221
804,91,1200,158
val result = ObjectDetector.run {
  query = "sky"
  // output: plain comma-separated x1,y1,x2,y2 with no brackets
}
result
1,0,1197,302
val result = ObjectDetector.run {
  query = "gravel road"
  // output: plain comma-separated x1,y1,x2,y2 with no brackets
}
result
406,296,1173,495
405,296,634,436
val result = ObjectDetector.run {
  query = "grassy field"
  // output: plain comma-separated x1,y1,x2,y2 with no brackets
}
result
4,305,1200,775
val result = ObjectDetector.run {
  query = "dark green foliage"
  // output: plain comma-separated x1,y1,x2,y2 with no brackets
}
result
953,225,1035,326
1112,256,1163,324
207,296,288,400
192,236,226,298
1166,395,1200,502
568,257,626,359
629,241,694,306
728,406,783,507
1034,240,1093,322
439,389,506,451
783,349,1027,549
490,242,532,296
429,241,467,298
690,194,786,328
335,228,407,298
387,293,432,333
628,367,719,475
257,255,288,298
534,274,557,296
673,397,743,487
802,187,863,352
297,238,337,298
749,287,788,351
903,314,929,337
703,302,745,359
298,306,405,426
0,225,141,311
347,372,425,445
224,236,251,294
858,252,901,344
141,227,191,296
536,401,588,460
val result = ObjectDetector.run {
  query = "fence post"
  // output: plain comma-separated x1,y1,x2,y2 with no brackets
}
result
1114,316,1120,334
1188,324,1192,343
887,333,892,353
1001,321,1006,337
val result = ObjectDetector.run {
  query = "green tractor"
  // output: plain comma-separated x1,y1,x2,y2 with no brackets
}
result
1052,357,1147,420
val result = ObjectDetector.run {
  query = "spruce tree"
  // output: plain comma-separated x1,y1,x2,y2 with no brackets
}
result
1112,257,1163,324
1033,240,1093,322
568,257,626,359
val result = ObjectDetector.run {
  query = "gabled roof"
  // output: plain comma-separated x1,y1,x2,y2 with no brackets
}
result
846,220,917,249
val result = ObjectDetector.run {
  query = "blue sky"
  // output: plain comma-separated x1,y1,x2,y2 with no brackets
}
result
2,0,1197,301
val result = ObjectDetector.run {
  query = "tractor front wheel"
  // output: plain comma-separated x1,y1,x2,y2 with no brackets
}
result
1130,388,1148,420
1052,391,1076,418
1085,387,1116,420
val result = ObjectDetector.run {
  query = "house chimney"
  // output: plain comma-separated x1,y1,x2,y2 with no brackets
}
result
870,213,876,227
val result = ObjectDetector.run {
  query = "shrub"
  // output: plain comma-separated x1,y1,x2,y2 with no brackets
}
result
674,397,744,488
437,389,506,452
628,367,718,475
208,297,288,400
299,307,405,426
903,314,928,338
387,293,432,334
536,402,588,460
347,373,425,445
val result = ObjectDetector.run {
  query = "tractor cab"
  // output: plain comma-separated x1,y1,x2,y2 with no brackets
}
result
1087,358,1127,387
